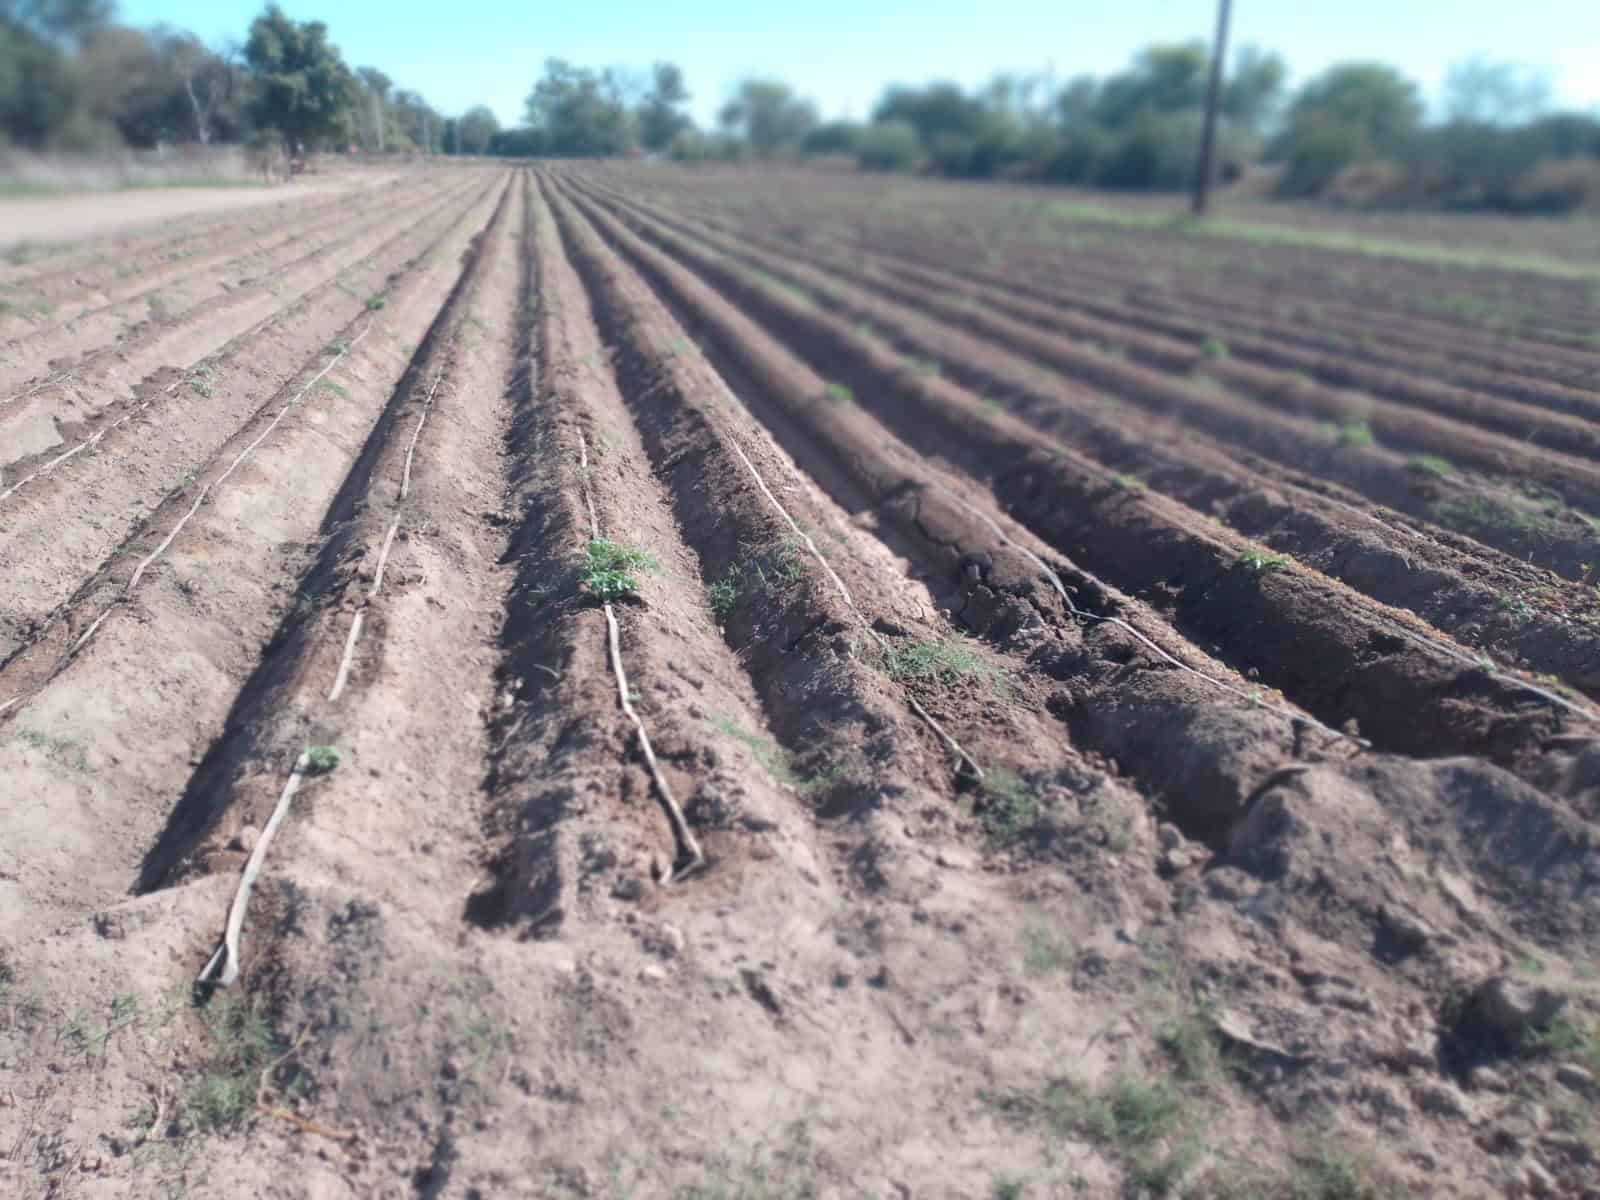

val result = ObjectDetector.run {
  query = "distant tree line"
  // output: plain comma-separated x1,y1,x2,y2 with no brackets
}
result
489,46,1600,215
0,0,499,156
5,2,1596,213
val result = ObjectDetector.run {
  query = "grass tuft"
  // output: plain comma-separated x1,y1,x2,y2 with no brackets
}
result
1407,454,1453,479
1200,335,1230,360
885,637,998,685
1335,419,1375,449
186,997,277,1131
981,767,1040,847
823,382,854,405
365,294,387,311
581,539,656,604
304,745,341,775
1237,549,1290,574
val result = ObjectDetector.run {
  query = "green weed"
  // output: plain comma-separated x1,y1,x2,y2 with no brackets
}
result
15,727,91,772
709,576,739,622
1237,550,1290,574
1022,925,1072,977
823,382,854,405
885,638,998,685
1335,419,1375,449
365,294,387,311
304,745,341,775
1407,454,1453,479
581,539,656,603
981,767,1040,847
186,997,277,1131
1158,1008,1223,1083
318,380,350,400
1200,336,1229,360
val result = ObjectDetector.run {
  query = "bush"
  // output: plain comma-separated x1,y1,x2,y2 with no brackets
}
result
1511,158,1600,214
1275,114,1367,197
803,120,863,155
857,120,921,172
666,127,708,163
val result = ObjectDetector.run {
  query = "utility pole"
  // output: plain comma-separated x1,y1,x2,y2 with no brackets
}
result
1191,0,1233,217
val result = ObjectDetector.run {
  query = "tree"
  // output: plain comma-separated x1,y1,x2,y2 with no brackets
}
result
1281,62,1422,154
1092,42,1209,130
1444,58,1551,127
856,119,920,171
457,103,498,155
524,58,633,156
718,78,815,159
1222,45,1286,134
243,4,356,150
356,65,390,151
873,81,985,146
0,13,81,146
636,60,689,152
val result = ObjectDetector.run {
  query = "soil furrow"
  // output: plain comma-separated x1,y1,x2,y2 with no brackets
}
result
565,177,1578,770
0,173,504,666
576,183,1600,696
0,174,429,396
590,181,1600,584
0,173,487,470
0,175,503,938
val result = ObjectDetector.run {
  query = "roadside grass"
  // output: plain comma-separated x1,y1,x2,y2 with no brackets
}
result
581,538,656,603
1047,200,1600,283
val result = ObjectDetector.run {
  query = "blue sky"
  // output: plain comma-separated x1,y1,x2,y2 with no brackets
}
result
121,0,1600,128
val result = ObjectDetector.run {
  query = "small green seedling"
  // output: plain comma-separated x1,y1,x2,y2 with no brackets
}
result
365,294,387,311
582,539,656,603
304,745,341,774
1407,454,1453,479
823,382,854,405
1335,419,1375,448
1237,550,1290,574
1200,336,1229,360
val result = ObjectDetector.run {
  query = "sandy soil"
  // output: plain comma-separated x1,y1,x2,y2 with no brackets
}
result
0,173,392,250
2,162,1600,1200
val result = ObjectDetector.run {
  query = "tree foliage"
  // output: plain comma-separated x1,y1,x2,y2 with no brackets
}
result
242,4,355,150
637,60,689,151
719,78,816,159
524,58,633,156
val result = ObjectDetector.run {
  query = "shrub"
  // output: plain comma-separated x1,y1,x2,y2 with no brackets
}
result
856,120,922,172
666,128,708,163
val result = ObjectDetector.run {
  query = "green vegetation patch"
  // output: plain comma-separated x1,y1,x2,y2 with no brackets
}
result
885,637,999,685
581,538,657,603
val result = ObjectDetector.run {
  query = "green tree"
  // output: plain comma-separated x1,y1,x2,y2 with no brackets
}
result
1222,45,1286,134
1092,42,1209,130
1444,58,1551,126
872,81,985,146
457,103,498,154
718,77,815,158
243,4,356,150
355,65,390,151
636,60,689,152
1282,62,1422,153
524,58,633,156
0,13,80,146
856,119,919,171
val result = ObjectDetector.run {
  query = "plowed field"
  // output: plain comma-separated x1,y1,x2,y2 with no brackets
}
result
4,164,1600,1198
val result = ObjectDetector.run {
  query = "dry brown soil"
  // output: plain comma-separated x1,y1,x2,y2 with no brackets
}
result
3,163,1600,1199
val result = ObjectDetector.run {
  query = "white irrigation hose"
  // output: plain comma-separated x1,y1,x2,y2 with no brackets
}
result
577,429,705,881
196,751,310,988
0,324,372,716
327,367,442,702
722,432,985,780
